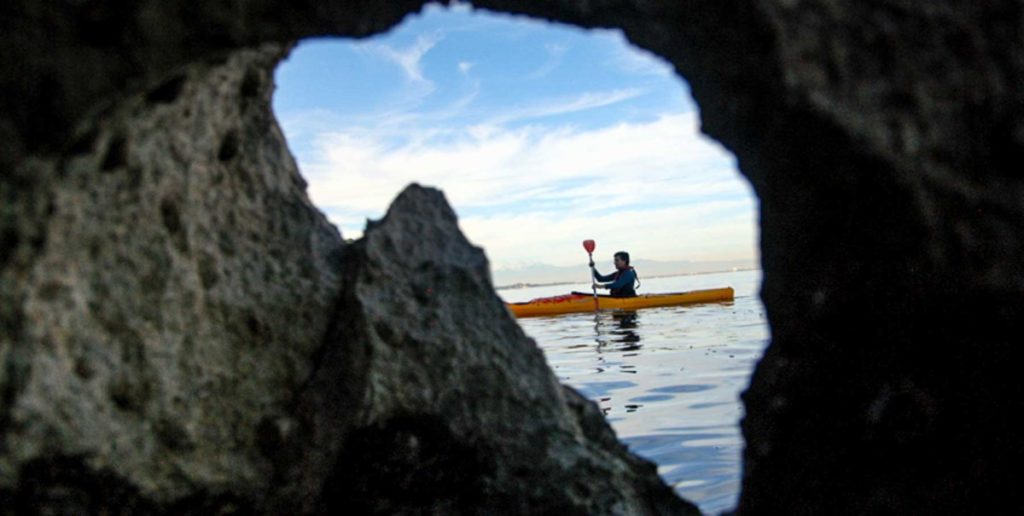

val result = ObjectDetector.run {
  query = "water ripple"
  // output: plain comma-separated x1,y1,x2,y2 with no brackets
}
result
510,270,768,515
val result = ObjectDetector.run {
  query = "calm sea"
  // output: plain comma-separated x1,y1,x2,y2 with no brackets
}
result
498,269,768,515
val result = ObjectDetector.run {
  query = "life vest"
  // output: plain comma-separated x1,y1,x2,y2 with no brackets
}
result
609,267,639,298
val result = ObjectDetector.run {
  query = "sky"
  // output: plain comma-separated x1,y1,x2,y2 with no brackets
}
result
272,2,759,272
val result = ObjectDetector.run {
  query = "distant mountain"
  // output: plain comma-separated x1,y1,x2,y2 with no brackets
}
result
491,258,758,289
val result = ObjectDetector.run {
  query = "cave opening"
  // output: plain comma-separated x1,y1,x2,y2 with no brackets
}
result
272,3,766,513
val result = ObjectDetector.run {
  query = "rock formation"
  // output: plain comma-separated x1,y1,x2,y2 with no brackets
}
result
2,0,1023,514
1,3,694,514
271,184,692,514
1,44,349,511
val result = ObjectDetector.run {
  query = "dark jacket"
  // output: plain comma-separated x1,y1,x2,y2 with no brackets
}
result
593,267,638,297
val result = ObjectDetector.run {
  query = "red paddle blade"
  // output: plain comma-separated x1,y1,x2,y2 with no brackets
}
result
582,239,595,254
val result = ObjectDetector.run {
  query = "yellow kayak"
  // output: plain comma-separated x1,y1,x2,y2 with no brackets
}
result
506,287,735,318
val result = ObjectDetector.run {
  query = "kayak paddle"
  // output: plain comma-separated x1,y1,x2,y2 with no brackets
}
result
583,239,598,310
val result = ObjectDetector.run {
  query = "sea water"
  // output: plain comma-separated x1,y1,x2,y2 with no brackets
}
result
498,269,768,515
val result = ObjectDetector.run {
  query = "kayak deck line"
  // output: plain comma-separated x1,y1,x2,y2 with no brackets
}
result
506,287,735,318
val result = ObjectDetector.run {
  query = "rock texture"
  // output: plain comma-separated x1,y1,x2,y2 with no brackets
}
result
1,2,696,514
3,0,1024,514
270,184,694,514
1,44,346,510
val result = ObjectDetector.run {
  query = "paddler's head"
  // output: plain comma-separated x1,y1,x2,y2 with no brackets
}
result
613,251,630,270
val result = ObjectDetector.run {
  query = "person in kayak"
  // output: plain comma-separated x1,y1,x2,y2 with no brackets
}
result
589,251,639,297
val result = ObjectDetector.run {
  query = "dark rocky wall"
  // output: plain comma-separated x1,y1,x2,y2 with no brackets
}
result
2,0,1023,514
1,44,348,510
268,184,690,514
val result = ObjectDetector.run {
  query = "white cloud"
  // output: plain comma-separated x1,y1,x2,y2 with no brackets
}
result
459,199,758,269
275,13,757,273
524,42,568,79
299,111,757,268
361,32,442,86
487,88,646,125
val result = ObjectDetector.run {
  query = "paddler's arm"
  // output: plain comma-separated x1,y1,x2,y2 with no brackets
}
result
603,269,635,290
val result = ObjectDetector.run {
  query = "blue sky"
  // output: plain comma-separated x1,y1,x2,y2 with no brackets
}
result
273,2,758,272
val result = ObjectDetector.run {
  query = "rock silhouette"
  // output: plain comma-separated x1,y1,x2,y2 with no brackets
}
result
3,1,1023,514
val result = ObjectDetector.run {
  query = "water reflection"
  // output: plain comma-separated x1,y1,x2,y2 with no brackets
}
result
511,270,769,515
594,310,641,351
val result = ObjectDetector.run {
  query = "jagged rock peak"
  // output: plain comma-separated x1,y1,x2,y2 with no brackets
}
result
291,183,700,514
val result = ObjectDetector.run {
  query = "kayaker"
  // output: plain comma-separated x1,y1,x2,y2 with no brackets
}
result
590,251,639,297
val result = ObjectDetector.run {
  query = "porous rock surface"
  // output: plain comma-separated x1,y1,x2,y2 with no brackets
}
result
271,184,693,514
3,0,1024,514
1,4,698,513
1,45,347,510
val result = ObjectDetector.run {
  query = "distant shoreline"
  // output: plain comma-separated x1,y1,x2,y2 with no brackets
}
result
493,267,760,291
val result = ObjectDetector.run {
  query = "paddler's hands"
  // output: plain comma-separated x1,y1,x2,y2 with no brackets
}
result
588,260,594,267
